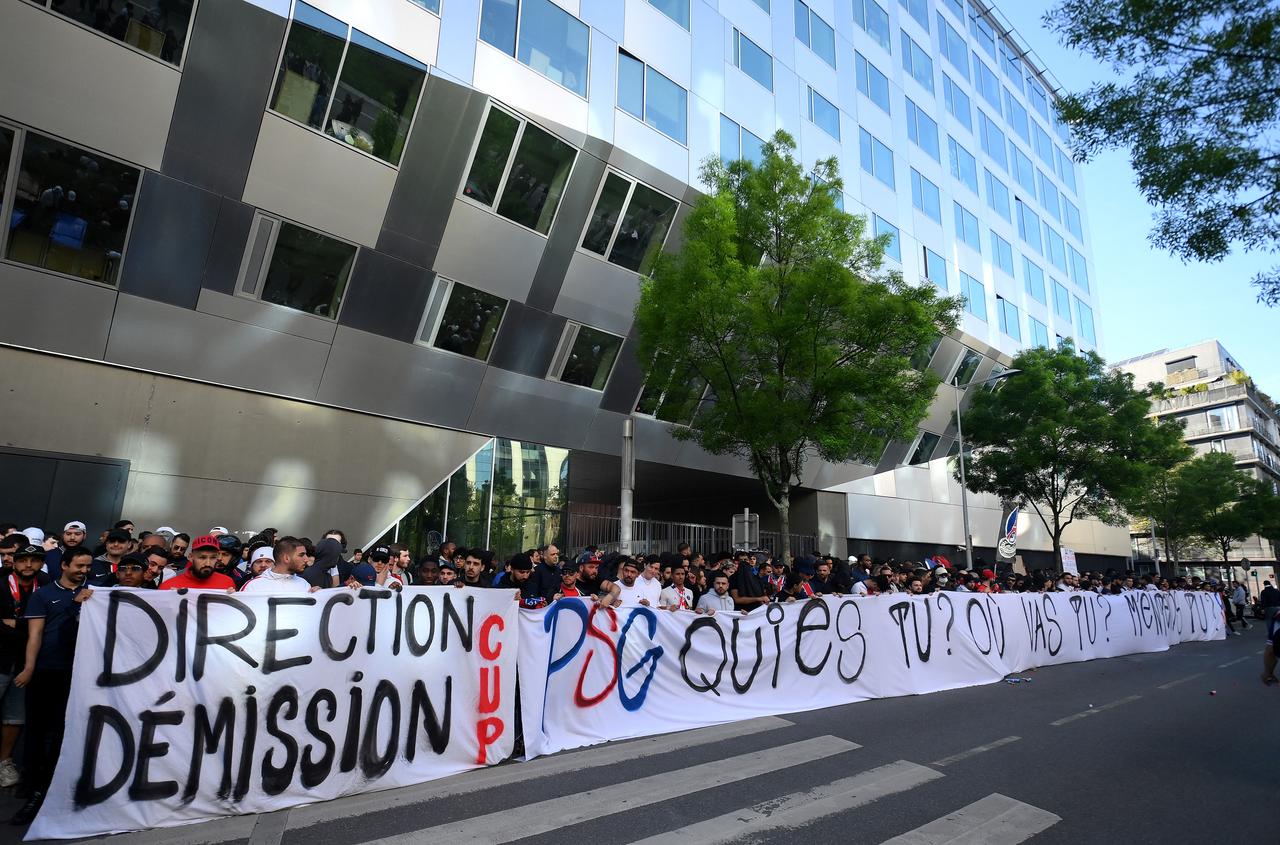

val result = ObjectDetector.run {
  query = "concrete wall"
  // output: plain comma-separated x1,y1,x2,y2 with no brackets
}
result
0,347,488,543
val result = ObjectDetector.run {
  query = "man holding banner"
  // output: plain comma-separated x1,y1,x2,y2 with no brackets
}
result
12,546,94,825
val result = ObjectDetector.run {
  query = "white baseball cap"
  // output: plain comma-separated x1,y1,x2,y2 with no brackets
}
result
21,527,45,543
154,526,178,536
250,547,274,564
63,521,86,532
210,526,229,535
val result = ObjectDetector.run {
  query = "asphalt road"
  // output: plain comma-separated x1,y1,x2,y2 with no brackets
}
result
6,624,1274,845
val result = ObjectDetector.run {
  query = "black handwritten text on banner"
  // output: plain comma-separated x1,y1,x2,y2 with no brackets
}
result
517,591,1225,758
30,588,519,841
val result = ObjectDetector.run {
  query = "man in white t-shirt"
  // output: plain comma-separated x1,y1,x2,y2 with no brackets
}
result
241,538,312,593
614,558,661,607
659,566,694,611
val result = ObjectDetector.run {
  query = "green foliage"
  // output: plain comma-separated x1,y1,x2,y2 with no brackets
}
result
1182,451,1270,561
635,131,960,562
957,342,1191,563
372,107,399,161
1047,0,1280,304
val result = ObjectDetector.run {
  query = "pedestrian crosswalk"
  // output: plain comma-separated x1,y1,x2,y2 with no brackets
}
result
108,718,1063,845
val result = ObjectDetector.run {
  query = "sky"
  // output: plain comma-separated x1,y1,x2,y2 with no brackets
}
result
997,1,1279,389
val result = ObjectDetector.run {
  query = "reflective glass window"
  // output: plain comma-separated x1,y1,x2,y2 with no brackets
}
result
943,74,972,131
1063,197,1083,241
324,31,427,164
617,52,645,119
906,98,939,160
900,30,934,92
911,169,941,223
581,173,631,255
1044,223,1067,273
1075,297,1095,345
480,0,519,54
948,136,978,194
1027,77,1050,121
856,52,891,113
1029,315,1049,347
938,13,968,79
961,272,986,321
808,88,841,140
991,231,1014,275
985,169,1011,221
517,0,590,96
560,326,623,390
968,3,996,59
978,110,1007,170
860,128,895,189
900,0,929,29
1012,144,1036,194
463,107,521,206
734,30,774,91
645,66,688,143
1000,41,1022,89
434,283,508,361
1057,148,1077,193
648,0,690,29
953,347,982,384
795,1,837,67
854,0,892,52
496,123,577,234
1005,88,1030,144
270,3,347,130
609,183,679,274
997,295,1021,340
6,131,140,286
260,222,355,318
1069,245,1089,291
1017,199,1042,253
910,432,941,465
875,215,901,261
1038,169,1061,221
46,0,194,64
923,246,948,289
954,202,980,252
973,54,1001,114
1052,279,1071,322
1023,256,1046,304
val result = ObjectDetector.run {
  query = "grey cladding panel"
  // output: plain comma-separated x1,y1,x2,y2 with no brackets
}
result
599,332,644,414
162,0,286,197
201,197,257,295
119,172,220,309
339,250,437,344
378,77,490,267
486,303,566,378
526,153,606,310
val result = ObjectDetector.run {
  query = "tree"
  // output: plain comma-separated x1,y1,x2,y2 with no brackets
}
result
1187,452,1275,562
1047,0,1280,304
957,343,1190,566
1128,459,1203,565
634,131,960,568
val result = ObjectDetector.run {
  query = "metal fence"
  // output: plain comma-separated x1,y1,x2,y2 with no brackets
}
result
567,510,817,556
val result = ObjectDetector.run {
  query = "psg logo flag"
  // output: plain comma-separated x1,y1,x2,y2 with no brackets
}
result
996,501,1020,566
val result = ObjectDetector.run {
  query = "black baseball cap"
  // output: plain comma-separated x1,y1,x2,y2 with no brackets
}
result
368,546,391,563
118,552,148,570
14,544,44,560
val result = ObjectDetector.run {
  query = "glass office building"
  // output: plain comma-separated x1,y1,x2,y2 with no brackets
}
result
0,0,1123,566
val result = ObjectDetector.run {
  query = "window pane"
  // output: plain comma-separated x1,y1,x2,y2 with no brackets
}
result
480,0,519,54
1052,279,1071,321
911,169,941,223
953,347,982,384
854,0,892,52
1023,256,1046,303
900,0,929,30
582,173,632,255
742,129,765,165
923,246,947,289
809,88,840,139
943,75,972,131
985,169,1011,220
906,99,939,160
910,433,941,465
856,53,891,113
1075,297,1096,344
649,0,690,29
974,54,1001,114
1005,89,1030,144
435,283,507,360
464,108,520,206
646,66,688,143
1069,246,1089,291
609,184,678,275
954,202,979,251
810,12,837,67
497,124,577,234
6,132,140,286
735,31,773,91
270,5,347,129
948,136,978,194
52,0,195,64
961,273,986,321
978,110,1007,170
408,0,442,12
561,327,622,390
901,31,933,92
325,31,426,165
938,14,968,79
618,52,645,120
1030,316,1049,347
720,114,741,163
991,231,1013,274
260,223,355,318
875,215,901,261
1017,200,1042,253
795,0,810,44
517,0,590,97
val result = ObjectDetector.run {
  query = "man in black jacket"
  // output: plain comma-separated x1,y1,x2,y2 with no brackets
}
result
0,545,50,789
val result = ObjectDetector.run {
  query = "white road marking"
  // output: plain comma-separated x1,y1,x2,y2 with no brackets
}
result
1050,694,1143,726
290,716,794,828
931,736,1021,767
1217,656,1251,668
358,736,860,844
627,760,942,845
1156,672,1204,690
879,793,1061,844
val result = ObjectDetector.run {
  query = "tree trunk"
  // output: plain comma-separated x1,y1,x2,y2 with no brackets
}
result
1052,518,1063,569
777,483,792,570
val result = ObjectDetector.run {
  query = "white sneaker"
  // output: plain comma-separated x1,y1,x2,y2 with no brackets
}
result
0,758,19,788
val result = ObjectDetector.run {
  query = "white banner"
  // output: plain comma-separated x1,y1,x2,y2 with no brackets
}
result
31,587,519,841
518,590,1226,758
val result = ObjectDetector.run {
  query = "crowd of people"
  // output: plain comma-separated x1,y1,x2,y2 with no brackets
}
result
0,516,1276,827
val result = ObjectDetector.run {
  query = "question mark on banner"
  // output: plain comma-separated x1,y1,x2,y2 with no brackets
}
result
937,593,955,654
1102,599,1112,642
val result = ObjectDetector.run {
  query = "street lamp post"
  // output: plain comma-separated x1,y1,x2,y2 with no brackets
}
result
955,369,1021,572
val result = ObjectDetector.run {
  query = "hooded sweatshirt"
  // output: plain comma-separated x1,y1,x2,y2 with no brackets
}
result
303,538,344,588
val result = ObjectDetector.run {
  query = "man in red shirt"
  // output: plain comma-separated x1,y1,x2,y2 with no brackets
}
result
159,536,237,591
